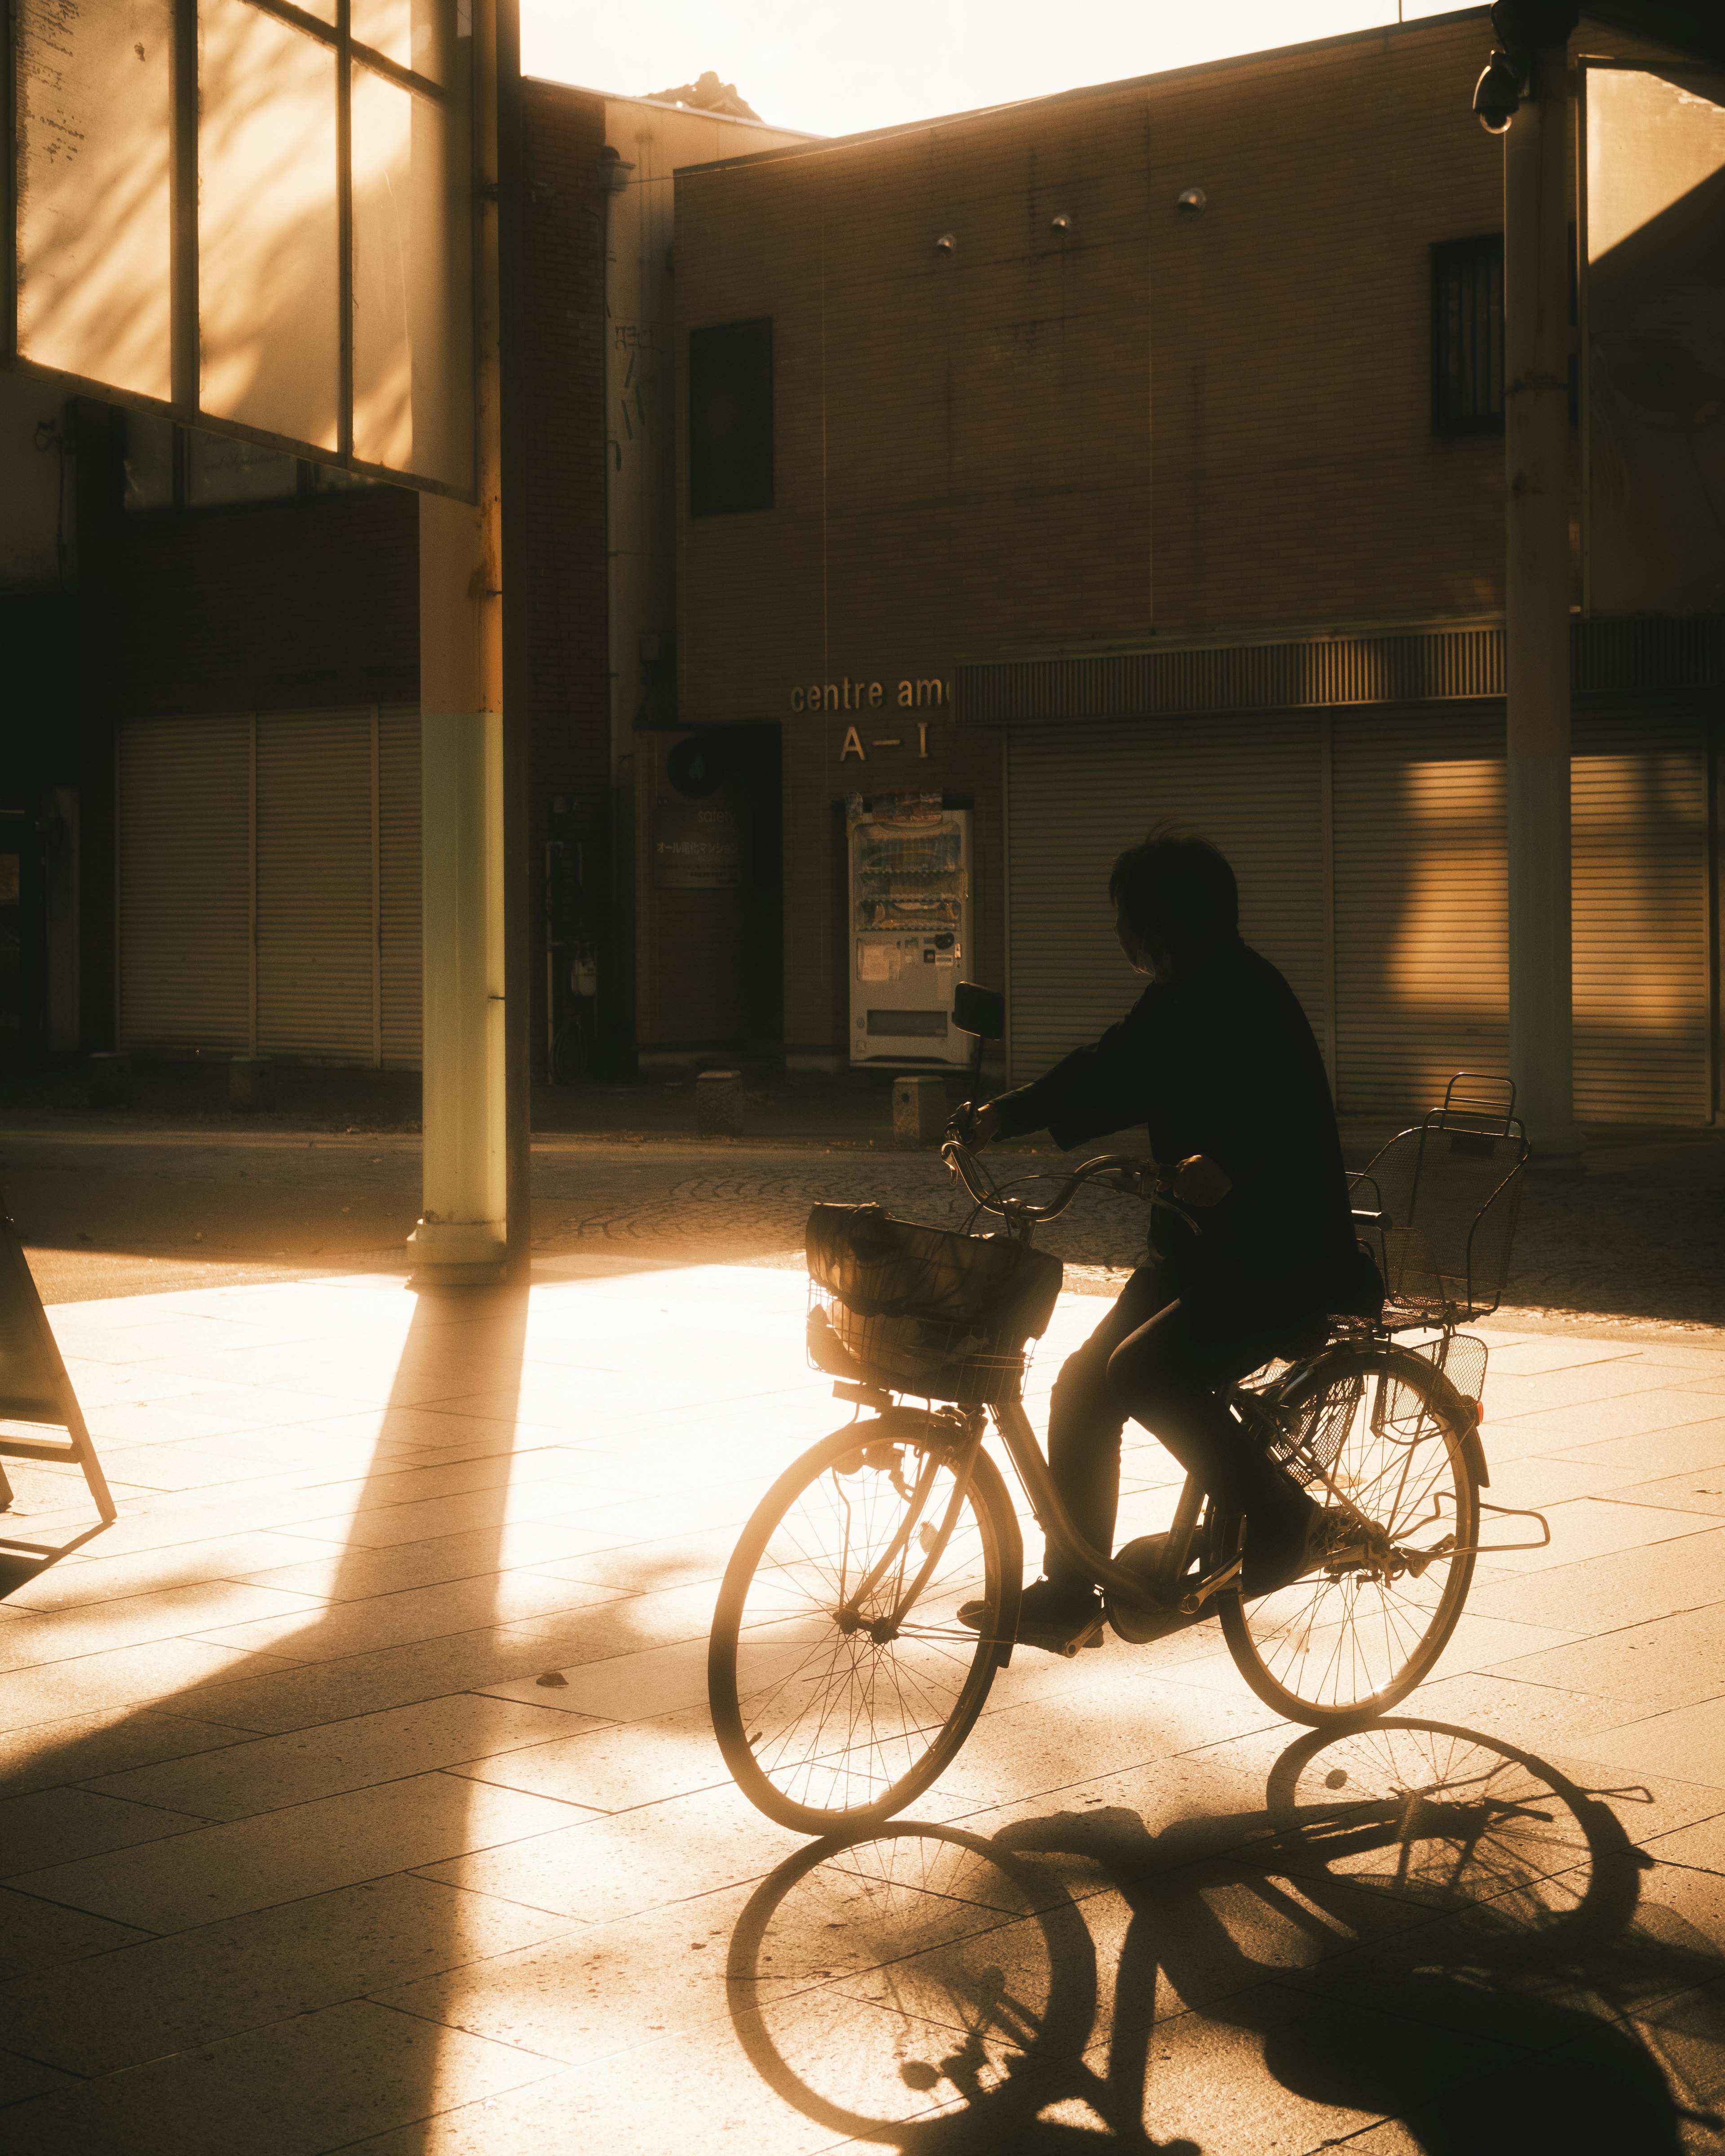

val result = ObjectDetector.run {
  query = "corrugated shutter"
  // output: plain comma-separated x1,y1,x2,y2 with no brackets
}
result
255,710,376,1063
378,705,422,1068
1331,706,1508,1118
116,714,252,1053
1330,702,1710,1125
1006,716,1327,1088
1573,705,1708,1124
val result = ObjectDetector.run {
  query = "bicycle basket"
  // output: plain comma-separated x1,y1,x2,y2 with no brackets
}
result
1357,1074,1529,1324
805,1203,1063,1405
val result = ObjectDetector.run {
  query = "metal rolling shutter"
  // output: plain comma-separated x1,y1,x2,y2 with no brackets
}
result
116,714,252,1054
1331,706,1508,1118
255,710,376,1062
1006,715,1327,1089
377,705,422,1068
1573,706,1708,1125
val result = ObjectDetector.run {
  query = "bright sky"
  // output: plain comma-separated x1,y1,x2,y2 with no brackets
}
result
521,0,1467,139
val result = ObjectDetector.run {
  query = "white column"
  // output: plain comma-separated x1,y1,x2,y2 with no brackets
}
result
409,0,509,1283
1504,37,1582,1163
411,498,507,1281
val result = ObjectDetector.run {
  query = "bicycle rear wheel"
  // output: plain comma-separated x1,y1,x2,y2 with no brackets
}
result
1221,1343,1480,1725
708,1414,1013,1834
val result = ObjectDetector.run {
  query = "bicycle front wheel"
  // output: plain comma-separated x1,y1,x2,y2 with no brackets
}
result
708,1414,1013,1834
1221,1343,1480,1725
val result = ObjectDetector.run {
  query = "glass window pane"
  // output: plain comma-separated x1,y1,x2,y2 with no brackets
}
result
199,0,340,451
185,427,300,504
351,58,474,489
123,411,178,509
689,320,774,514
353,0,451,84
15,0,174,402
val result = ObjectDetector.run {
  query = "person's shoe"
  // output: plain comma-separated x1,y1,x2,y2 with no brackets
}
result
1240,1494,1320,1597
959,1577,1104,1655
1242,1499,1367,1597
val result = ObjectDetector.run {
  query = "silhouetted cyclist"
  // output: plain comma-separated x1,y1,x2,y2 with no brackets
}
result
954,823,1379,1649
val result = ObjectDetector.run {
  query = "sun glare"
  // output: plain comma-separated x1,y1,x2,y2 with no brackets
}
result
520,0,1458,139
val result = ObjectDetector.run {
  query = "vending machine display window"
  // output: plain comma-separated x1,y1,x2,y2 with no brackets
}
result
847,791,973,1068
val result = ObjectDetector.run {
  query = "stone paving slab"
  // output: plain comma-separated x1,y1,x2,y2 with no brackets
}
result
0,1258,1722,2152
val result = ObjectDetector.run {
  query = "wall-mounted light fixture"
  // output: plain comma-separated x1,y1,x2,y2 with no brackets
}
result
1050,213,1072,233
598,145,635,194
1175,187,1207,219
934,232,957,252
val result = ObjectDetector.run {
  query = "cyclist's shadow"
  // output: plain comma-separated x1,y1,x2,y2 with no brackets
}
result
726,1719,1725,2154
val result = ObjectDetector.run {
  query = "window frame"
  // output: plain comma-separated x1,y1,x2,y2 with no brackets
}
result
1430,232,1506,439
121,411,386,513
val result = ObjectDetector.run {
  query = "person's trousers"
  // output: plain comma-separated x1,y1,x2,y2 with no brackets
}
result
1043,1264,1312,1591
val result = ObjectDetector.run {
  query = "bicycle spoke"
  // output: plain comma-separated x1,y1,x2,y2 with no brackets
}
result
712,1424,1004,1827
1227,1347,1478,1720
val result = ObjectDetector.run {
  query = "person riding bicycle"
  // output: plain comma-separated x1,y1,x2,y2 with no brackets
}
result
954,822,1380,1651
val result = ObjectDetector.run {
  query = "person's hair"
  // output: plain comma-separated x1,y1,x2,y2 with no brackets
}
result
1108,822,1240,951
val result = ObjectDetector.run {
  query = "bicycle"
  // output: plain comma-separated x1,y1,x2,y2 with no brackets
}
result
707,1074,1549,1837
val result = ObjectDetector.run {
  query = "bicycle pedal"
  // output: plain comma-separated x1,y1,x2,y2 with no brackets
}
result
1020,1614,1106,1657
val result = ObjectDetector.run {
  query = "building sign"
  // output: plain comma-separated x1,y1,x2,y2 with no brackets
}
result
840,723,931,761
790,678,951,713
651,799,748,888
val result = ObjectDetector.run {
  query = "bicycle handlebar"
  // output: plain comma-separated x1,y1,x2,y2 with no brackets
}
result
940,1139,1202,1237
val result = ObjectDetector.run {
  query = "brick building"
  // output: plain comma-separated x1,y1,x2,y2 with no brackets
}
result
666,7,1724,1124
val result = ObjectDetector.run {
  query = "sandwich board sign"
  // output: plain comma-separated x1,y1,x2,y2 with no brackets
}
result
0,1215,115,1554
8,0,476,497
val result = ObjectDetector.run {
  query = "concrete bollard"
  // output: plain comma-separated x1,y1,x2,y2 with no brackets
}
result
87,1051,133,1109
230,1057,275,1111
697,1068,744,1138
893,1074,947,1147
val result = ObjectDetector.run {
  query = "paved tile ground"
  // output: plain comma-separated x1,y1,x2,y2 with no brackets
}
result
1,1256,1724,2152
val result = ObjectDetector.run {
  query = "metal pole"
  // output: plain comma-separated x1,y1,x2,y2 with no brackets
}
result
1503,33,1583,1163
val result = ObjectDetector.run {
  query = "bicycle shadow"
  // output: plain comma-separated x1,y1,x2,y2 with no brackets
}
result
725,1719,1725,2153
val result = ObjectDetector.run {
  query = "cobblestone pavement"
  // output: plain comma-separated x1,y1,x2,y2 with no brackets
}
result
5,1124,1721,1334
530,1135,1725,1336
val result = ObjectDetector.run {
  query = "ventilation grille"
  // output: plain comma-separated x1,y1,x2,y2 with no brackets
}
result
958,616,1723,724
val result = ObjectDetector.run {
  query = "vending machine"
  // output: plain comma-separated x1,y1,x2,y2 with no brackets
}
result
847,792,974,1069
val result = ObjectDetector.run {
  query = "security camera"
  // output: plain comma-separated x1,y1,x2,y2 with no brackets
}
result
1175,187,1207,219
1473,48,1525,133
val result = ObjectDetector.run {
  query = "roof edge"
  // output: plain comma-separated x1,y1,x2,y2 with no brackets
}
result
668,8,1496,178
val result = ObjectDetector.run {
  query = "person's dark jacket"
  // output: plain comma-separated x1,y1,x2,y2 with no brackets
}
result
991,938,1363,1326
